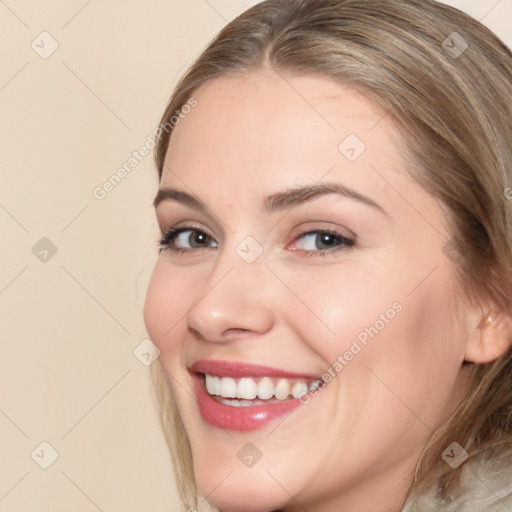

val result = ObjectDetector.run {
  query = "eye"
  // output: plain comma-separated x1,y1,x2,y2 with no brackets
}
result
289,229,355,256
159,227,217,253
158,226,355,257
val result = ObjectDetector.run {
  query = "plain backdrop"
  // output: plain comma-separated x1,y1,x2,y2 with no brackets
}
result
1,1,510,511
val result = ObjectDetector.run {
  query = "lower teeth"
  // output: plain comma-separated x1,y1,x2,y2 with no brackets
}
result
217,397,289,407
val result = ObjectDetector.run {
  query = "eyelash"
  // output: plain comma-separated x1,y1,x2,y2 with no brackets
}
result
158,226,355,257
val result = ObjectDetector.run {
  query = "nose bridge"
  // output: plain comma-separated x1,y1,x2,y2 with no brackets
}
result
208,232,268,287
186,236,275,341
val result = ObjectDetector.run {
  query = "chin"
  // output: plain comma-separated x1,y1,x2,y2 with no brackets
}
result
198,486,286,512
193,459,290,512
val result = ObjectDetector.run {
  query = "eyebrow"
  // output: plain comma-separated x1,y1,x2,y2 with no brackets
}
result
153,182,388,216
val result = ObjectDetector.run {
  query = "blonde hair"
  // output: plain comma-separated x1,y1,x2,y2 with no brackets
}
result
151,0,512,509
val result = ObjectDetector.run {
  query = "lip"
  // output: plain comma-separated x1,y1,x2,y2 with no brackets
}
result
190,359,321,380
190,360,324,431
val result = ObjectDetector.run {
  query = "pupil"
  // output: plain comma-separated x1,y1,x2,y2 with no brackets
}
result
320,234,335,247
193,232,207,245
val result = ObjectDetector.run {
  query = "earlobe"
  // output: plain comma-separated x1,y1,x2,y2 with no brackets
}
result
464,310,512,364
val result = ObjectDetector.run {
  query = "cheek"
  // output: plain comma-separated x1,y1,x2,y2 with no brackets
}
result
278,255,463,359
143,261,188,355
341,265,465,430
277,259,464,427
274,260,404,357
143,264,166,344
144,263,199,415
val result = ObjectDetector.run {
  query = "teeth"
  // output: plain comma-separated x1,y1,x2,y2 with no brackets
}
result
257,377,274,400
309,380,323,392
205,374,323,401
220,377,237,398
237,378,258,400
205,375,221,395
274,379,291,400
218,398,255,407
291,382,309,399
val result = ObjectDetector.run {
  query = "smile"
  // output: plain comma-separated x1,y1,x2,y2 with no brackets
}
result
205,374,323,403
190,360,325,431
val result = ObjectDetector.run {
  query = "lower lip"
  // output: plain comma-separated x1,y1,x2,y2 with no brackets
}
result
194,374,305,431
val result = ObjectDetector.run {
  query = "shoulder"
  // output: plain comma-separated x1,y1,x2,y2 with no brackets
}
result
402,445,512,512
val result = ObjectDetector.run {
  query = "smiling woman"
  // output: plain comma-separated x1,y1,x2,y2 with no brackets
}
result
143,1,512,511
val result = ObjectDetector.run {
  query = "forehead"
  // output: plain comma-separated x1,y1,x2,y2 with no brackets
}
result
165,72,399,178
161,71,443,227
168,71,389,155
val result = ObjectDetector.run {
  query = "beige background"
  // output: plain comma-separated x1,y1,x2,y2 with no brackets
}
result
0,1,510,511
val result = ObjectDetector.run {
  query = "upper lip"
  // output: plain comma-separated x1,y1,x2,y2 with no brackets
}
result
190,359,323,380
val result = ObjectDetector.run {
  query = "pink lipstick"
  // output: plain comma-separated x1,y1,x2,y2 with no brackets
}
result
190,360,324,431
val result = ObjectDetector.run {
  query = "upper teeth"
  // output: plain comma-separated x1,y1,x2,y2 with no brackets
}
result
205,374,323,400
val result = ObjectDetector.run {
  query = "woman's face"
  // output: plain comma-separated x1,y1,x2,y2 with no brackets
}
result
144,72,472,512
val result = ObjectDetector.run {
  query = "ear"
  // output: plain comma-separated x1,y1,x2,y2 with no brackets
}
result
465,306,512,364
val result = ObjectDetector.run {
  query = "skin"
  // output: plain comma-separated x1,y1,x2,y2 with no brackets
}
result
144,70,487,512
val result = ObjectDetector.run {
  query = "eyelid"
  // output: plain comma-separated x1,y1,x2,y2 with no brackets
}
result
158,221,352,244
291,221,357,241
159,220,215,239
155,205,225,240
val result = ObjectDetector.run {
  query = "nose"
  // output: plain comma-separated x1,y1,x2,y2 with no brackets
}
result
186,249,276,343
